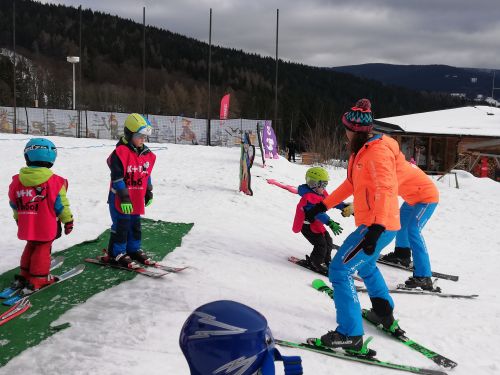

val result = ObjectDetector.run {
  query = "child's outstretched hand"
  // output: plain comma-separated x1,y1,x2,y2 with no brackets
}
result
328,219,343,236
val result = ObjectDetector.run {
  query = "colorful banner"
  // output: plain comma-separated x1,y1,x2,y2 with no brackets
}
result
262,120,279,159
239,132,255,196
220,94,231,120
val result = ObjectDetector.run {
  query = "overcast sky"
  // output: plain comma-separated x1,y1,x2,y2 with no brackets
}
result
39,0,500,69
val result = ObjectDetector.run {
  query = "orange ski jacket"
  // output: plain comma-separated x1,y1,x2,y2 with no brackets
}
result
323,135,401,231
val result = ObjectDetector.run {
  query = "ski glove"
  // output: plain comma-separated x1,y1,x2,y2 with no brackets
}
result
64,221,74,235
357,224,385,255
305,201,327,223
145,190,153,207
341,202,354,217
121,202,133,214
327,220,343,236
56,220,62,239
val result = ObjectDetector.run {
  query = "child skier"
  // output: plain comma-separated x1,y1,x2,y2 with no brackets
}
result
8,138,73,291
293,167,343,274
104,113,156,268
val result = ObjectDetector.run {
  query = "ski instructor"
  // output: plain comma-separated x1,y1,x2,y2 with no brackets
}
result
305,99,402,352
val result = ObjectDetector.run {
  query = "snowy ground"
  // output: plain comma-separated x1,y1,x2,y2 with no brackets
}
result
0,133,499,375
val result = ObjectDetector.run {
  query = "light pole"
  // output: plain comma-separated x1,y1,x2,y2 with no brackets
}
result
66,56,80,110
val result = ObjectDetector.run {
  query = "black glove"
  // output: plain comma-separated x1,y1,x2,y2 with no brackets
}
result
305,202,327,223
145,189,153,207
56,220,62,239
358,224,385,255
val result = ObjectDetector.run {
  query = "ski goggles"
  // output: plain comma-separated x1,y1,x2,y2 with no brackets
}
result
132,133,149,140
306,178,328,189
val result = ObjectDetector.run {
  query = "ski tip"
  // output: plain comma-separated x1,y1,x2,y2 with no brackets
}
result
312,279,326,289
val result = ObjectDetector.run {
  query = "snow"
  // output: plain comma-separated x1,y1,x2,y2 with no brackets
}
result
378,105,500,137
1,133,500,374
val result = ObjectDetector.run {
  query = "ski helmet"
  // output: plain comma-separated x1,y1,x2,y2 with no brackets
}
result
179,300,303,375
24,138,57,168
305,167,329,189
124,113,152,139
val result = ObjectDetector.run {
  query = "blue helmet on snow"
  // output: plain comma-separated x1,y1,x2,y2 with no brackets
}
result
24,138,57,167
179,300,302,375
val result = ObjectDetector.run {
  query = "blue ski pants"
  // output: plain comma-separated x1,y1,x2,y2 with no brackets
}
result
395,202,438,277
329,225,397,336
108,192,142,257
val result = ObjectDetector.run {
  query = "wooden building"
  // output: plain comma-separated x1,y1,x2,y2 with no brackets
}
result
374,106,500,179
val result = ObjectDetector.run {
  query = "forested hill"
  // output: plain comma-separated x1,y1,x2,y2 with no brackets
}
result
0,0,465,141
332,63,499,99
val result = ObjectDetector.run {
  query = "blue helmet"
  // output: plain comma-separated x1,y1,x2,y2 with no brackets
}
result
24,138,57,167
179,300,302,375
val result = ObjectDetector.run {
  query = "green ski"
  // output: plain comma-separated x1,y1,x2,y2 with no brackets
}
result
276,339,447,375
312,279,458,369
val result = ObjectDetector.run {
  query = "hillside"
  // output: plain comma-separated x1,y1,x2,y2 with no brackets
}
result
332,63,500,100
0,0,466,143
0,133,499,374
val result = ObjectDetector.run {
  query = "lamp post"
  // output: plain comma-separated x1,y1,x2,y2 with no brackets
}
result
66,56,80,110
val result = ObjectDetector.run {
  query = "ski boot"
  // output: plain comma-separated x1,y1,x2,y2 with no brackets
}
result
380,247,412,267
129,250,155,266
24,275,56,293
404,276,437,291
317,331,376,357
11,275,28,290
363,309,405,337
113,253,141,269
297,255,328,276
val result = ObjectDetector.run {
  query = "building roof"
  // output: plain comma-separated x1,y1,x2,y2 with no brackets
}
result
375,106,500,137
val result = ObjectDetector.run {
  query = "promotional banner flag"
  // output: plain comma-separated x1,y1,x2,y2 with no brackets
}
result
220,94,231,120
262,121,279,159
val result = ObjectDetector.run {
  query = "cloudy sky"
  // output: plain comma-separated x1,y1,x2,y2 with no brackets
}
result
39,0,500,69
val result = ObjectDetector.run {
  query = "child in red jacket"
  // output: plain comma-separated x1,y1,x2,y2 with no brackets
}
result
8,138,73,291
293,167,343,274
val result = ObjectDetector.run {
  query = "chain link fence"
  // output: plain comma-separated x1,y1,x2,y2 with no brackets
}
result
0,106,270,147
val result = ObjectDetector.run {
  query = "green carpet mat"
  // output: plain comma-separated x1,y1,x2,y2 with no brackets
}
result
0,219,193,367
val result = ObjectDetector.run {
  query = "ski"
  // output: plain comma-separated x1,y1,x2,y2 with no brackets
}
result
377,258,459,282
312,278,477,300
0,297,31,327
3,264,85,306
146,262,188,273
96,249,186,274
288,256,363,282
276,339,447,375
84,257,168,278
0,256,65,299
394,284,478,299
362,309,458,369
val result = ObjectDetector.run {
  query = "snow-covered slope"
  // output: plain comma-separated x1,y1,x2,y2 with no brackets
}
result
0,133,499,374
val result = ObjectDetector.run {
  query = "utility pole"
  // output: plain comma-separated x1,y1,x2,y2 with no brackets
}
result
207,8,212,146
78,5,82,137
142,7,146,115
13,0,16,133
274,9,279,137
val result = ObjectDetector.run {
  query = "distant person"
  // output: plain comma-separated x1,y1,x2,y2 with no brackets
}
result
8,138,74,292
287,139,297,162
305,99,402,352
103,113,156,268
180,300,303,374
